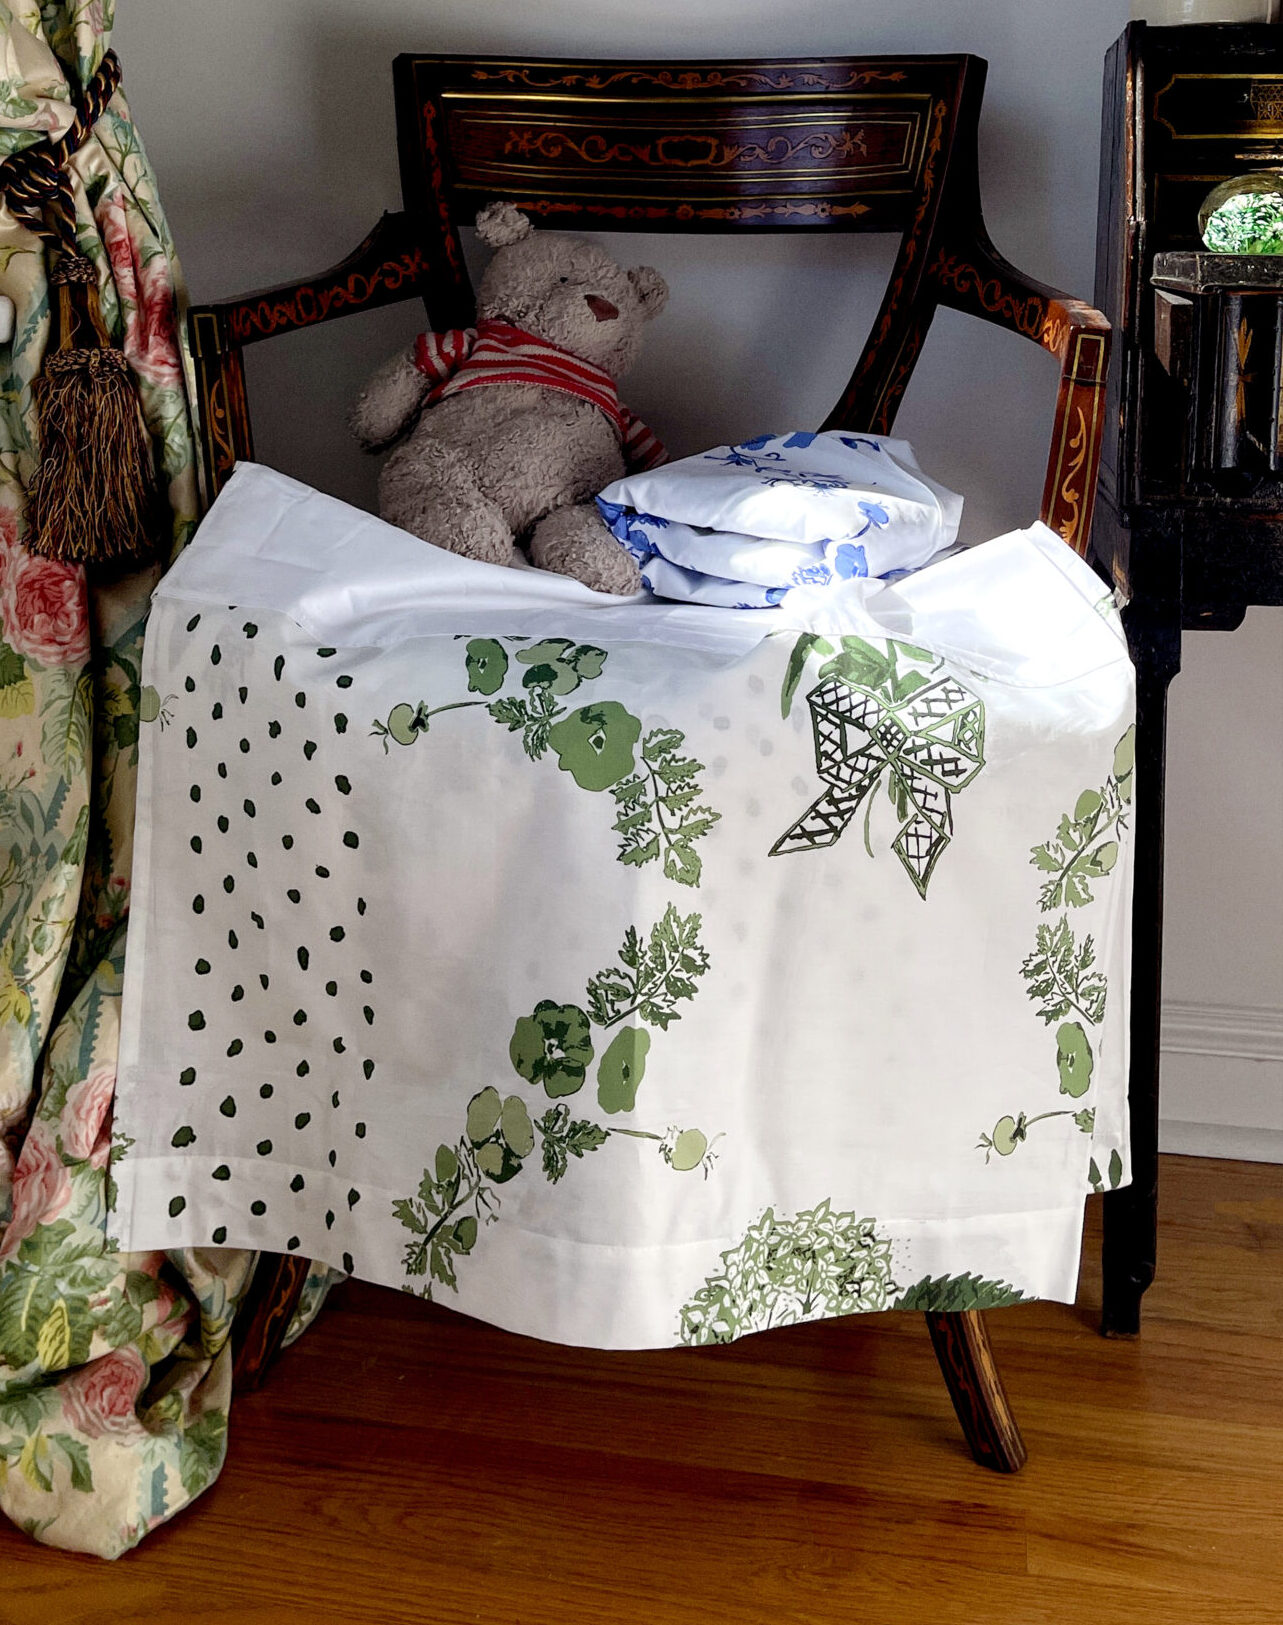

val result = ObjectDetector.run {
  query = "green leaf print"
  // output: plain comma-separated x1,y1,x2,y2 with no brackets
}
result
0,637,25,690
537,1106,610,1184
1030,747,1131,911
610,728,720,888
0,1272,91,1370
176,1409,227,1499
679,1201,898,1344
486,685,562,760
509,1001,595,1098
779,633,833,718
584,906,709,1031
1021,916,1107,1027
48,1434,94,1494
985,727,1131,1166
892,1274,1026,1311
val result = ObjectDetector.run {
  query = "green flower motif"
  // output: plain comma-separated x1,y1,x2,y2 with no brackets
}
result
1055,1020,1094,1098
465,638,509,696
597,1025,650,1114
509,999,595,1097
547,701,642,792
518,638,607,696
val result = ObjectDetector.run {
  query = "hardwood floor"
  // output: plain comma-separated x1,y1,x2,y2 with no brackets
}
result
3,1154,1282,1624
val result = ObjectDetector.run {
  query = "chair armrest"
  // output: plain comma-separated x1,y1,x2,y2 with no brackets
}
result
186,211,456,508
930,230,1110,557
193,210,439,348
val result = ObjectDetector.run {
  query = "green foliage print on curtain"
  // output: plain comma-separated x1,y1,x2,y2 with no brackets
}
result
0,2,256,1559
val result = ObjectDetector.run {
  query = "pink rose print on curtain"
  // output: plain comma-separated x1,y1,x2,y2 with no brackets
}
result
0,518,91,668
62,1064,116,1166
59,1345,148,1440
97,193,183,392
0,1122,72,1262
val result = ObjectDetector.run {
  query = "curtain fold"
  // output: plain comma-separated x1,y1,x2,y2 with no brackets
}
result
0,1,255,1558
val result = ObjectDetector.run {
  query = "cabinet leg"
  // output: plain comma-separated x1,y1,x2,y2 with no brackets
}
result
1101,614,1178,1337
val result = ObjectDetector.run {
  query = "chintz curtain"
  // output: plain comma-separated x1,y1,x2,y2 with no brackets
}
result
0,1,253,1558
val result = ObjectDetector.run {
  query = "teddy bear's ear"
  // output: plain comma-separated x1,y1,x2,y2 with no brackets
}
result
475,201,534,248
628,265,669,321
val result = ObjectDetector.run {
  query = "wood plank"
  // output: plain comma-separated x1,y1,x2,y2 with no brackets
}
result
2,1154,1282,1624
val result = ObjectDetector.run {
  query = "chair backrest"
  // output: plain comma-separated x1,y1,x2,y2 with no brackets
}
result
393,52,986,430
188,53,1107,551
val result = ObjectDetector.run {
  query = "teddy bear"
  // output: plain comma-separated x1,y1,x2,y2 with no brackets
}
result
349,200,669,595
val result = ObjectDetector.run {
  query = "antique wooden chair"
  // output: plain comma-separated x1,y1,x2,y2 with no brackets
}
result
187,51,1110,1474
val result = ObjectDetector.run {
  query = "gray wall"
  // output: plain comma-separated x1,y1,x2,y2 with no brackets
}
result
115,0,1283,1157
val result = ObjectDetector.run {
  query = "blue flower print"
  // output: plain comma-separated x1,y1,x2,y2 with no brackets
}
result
839,435,885,454
791,562,834,587
830,543,868,579
782,431,818,448
595,497,667,561
847,501,890,541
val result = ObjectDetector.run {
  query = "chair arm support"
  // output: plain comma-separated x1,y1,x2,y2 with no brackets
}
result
186,211,461,508
192,211,439,350
929,231,1110,557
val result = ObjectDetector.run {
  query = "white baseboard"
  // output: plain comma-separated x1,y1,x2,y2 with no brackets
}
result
1162,999,1283,1063
1159,1000,1283,1163
1159,1120,1283,1165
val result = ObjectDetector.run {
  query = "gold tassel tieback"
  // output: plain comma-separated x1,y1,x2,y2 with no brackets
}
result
0,50,160,569
24,254,158,566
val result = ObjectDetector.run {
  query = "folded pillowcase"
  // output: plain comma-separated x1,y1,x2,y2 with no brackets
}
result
597,430,963,607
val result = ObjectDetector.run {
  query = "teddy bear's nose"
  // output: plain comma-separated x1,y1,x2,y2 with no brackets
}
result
585,294,619,322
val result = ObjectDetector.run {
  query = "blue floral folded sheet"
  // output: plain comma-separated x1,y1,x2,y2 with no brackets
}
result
597,430,963,607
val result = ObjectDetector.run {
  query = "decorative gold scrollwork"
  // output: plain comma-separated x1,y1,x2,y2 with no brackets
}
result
499,125,869,170
467,64,911,93
847,96,949,406
227,248,433,344
929,249,1047,341
513,196,870,224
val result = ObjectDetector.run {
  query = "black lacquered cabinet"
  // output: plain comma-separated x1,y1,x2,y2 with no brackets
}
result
1093,21,1283,1334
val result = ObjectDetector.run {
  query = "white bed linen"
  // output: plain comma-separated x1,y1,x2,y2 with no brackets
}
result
110,464,1135,1349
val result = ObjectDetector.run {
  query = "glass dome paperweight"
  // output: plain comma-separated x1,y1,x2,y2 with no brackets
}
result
1200,171,1283,254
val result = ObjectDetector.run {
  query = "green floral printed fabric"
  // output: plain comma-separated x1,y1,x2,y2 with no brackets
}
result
0,2,266,1560
108,467,1137,1362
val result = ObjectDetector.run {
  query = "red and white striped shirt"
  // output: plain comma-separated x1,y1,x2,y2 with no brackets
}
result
413,319,666,472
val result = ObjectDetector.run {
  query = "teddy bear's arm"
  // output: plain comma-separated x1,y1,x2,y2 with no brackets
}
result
349,346,435,451
350,328,480,451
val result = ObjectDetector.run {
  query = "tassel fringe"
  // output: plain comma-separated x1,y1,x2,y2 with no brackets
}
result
25,344,158,567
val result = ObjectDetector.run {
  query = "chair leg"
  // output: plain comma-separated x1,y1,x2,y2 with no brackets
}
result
232,1251,312,1393
924,1309,1027,1472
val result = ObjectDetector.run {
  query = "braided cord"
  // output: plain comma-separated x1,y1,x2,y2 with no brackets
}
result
0,50,123,256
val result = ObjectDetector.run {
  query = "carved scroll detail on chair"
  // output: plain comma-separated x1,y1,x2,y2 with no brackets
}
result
467,63,914,94
500,126,871,171
839,96,952,429
516,197,873,225
930,247,1048,340
228,250,434,344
